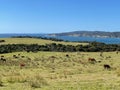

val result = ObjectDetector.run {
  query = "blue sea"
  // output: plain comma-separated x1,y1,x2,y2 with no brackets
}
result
0,34,120,44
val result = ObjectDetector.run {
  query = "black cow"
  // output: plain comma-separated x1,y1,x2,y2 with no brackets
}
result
104,64,111,69
21,56,25,58
0,58,6,62
66,54,69,57
13,55,18,58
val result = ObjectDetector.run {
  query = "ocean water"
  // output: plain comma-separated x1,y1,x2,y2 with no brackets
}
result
0,34,120,44
50,36,120,44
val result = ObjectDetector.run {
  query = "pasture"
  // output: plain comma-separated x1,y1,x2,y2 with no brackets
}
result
0,51,120,90
0,38,88,46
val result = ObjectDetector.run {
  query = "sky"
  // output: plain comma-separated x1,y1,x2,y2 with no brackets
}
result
0,0,120,33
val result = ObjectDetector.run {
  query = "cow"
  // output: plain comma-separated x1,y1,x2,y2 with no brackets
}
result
20,63,25,69
1,55,4,58
66,54,69,57
98,61,101,63
88,58,96,64
104,64,111,69
21,56,25,58
50,56,56,58
13,55,18,58
18,54,21,56
0,58,6,62
88,58,96,62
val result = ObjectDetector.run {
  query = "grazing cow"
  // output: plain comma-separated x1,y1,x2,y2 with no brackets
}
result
98,61,101,63
104,64,111,69
66,54,69,57
1,55,4,58
88,58,96,62
21,56,25,58
50,56,56,58
2,59,6,62
13,55,18,58
20,63,25,69
18,54,21,56
13,55,16,57
0,58,6,62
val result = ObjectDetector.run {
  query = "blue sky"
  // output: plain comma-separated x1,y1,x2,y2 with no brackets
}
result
0,0,120,33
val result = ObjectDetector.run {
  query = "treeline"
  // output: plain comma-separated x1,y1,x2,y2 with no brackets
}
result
0,42,119,54
11,36,95,43
12,36,64,42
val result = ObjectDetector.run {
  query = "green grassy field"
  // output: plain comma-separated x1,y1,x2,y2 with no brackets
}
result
0,38,88,46
0,38,120,90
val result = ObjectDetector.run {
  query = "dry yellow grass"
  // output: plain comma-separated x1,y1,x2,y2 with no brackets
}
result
0,38,88,46
0,51,120,90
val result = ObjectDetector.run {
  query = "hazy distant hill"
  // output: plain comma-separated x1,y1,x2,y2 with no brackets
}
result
49,31,120,38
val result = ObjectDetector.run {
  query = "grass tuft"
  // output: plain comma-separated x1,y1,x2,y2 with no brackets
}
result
27,74,48,88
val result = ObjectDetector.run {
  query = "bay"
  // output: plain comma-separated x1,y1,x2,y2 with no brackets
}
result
0,34,120,44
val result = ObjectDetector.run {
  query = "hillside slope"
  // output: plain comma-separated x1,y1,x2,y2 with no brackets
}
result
0,38,87,46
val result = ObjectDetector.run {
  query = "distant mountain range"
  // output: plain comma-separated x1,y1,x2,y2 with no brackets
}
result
49,31,120,38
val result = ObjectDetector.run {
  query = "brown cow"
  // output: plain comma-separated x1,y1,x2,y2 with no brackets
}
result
50,56,56,58
1,55,4,58
88,58,96,62
88,58,96,63
20,63,25,69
